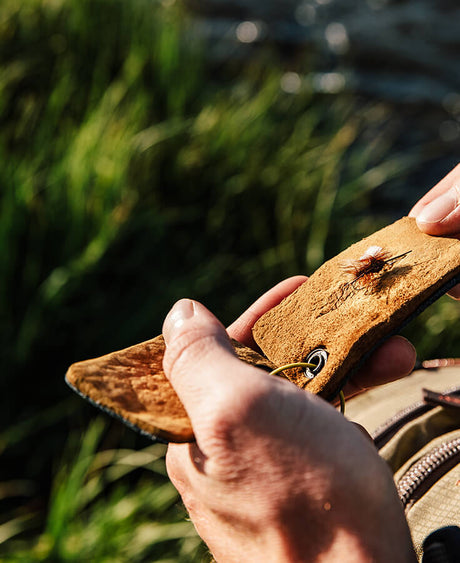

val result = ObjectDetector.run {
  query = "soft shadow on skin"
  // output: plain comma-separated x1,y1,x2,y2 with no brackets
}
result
188,442,209,474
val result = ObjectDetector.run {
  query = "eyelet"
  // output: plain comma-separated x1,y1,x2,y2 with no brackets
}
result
304,348,328,379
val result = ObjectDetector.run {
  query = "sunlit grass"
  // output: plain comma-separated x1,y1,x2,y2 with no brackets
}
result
1,419,204,561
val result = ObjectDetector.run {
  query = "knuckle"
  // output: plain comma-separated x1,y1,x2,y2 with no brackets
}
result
163,327,227,380
213,372,269,426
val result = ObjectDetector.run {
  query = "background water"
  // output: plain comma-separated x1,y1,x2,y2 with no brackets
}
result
186,0,460,204
188,0,460,105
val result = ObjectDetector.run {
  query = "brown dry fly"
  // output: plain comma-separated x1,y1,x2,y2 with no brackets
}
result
330,245,411,308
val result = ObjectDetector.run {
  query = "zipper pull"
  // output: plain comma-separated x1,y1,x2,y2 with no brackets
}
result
422,388,460,410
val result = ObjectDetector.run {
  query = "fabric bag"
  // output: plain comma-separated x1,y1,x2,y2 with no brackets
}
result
347,364,460,562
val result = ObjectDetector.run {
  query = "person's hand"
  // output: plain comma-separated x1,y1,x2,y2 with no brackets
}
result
163,298,416,562
409,162,460,299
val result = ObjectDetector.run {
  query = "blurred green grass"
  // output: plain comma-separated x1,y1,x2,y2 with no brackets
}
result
0,0,458,560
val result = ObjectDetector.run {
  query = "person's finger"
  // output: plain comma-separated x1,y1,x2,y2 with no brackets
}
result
165,443,193,492
408,164,460,218
409,164,460,298
409,163,460,237
162,299,267,441
341,335,416,399
227,276,308,349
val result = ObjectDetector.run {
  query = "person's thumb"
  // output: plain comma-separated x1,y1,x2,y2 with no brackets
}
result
414,185,460,236
409,165,460,237
162,299,264,439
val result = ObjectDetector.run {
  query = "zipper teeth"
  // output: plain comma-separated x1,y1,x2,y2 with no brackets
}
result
372,401,429,445
397,437,460,506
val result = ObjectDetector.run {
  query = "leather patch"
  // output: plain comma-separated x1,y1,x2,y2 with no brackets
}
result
65,336,275,442
252,217,460,398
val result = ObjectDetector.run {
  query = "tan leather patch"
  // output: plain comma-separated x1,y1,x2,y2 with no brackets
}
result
66,336,275,442
252,217,460,398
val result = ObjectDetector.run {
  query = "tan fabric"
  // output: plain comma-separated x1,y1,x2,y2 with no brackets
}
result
397,430,460,560
381,407,460,473
346,366,460,433
347,367,460,561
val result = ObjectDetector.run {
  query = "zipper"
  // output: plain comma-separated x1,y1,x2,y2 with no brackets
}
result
397,437,460,509
372,386,460,450
372,401,432,449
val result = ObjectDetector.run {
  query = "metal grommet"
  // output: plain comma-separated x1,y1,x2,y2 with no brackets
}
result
304,348,328,380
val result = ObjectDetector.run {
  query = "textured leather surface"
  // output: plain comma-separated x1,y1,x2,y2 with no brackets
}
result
65,336,275,442
252,217,460,398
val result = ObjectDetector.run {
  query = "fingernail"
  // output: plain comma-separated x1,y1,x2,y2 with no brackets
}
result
417,187,458,224
163,299,196,344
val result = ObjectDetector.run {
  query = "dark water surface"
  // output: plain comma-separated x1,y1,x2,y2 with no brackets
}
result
185,0,460,206
187,0,460,106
